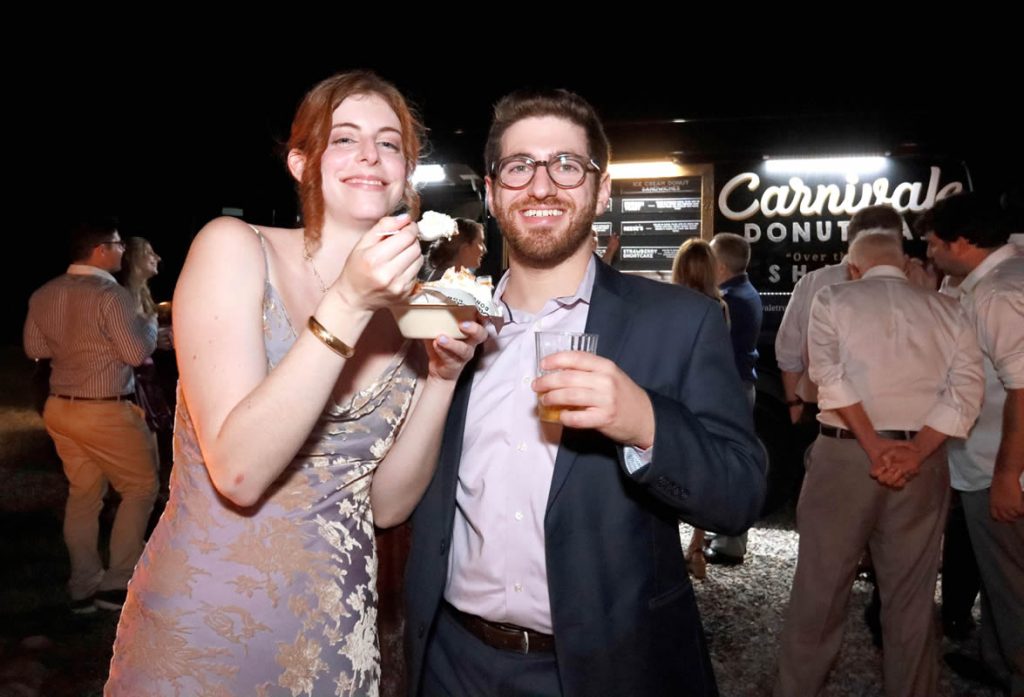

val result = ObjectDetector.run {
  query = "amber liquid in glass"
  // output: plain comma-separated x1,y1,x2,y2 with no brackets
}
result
537,402,563,423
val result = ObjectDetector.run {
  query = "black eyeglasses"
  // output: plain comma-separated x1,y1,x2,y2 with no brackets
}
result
100,240,125,250
492,154,600,190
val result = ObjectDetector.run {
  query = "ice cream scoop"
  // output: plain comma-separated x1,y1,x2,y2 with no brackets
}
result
417,211,458,242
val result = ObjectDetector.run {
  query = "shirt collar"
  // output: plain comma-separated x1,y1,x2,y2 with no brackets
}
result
494,255,598,325
960,244,1019,295
861,265,907,281
719,272,749,290
67,264,117,284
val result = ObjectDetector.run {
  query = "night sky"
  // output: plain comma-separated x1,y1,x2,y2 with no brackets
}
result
6,44,1020,344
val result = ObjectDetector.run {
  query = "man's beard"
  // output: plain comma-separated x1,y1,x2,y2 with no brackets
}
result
495,194,598,269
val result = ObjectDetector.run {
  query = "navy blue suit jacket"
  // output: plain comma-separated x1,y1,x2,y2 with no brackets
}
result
719,273,763,384
405,260,767,696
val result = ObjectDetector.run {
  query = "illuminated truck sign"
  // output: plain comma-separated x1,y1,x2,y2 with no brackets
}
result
713,158,968,327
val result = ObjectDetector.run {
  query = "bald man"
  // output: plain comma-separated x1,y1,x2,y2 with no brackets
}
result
774,232,985,697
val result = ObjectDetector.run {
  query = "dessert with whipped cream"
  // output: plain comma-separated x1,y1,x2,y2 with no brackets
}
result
417,267,497,312
417,211,458,242
390,266,501,339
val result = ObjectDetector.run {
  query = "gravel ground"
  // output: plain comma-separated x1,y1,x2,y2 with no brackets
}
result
683,516,1001,697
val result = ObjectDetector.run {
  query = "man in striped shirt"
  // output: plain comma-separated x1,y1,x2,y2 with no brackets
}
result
24,220,159,614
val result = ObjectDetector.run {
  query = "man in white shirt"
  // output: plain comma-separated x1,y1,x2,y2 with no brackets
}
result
775,205,907,423
775,205,926,646
920,192,1024,695
774,232,984,697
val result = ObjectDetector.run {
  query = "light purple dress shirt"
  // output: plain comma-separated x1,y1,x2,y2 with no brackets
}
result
444,258,598,634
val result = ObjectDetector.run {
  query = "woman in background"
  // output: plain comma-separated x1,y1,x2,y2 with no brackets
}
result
117,237,174,436
671,238,729,580
422,217,486,280
118,237,160,317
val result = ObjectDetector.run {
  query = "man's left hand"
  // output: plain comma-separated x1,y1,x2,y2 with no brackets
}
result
533,351,655,449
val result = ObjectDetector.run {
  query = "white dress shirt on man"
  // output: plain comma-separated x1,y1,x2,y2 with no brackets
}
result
945,244,1024,490
775,261,850,403
809,265,983,436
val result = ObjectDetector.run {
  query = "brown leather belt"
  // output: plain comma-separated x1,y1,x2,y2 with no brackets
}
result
820,425,917,441
444,602,555,654
51,392,136,402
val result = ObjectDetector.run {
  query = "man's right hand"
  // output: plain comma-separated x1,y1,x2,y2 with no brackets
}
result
533,351,656,450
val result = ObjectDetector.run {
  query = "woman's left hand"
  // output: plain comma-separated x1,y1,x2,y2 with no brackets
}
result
423,320,488,381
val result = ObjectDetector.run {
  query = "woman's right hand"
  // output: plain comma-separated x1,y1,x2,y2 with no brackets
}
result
333,214,423,312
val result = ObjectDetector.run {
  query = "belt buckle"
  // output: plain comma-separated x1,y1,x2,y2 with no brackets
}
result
520,629,529,654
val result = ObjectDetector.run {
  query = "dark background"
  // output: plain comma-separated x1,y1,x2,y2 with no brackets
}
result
6,42,1021,344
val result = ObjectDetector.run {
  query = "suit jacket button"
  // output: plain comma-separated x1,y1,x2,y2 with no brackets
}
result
417,622,426,638
439,539,448,555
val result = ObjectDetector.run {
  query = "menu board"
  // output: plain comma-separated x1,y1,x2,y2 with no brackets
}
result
595,165,714,274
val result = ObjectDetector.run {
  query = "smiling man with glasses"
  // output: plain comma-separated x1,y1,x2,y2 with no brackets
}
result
24,218,159,615
404,89,766,697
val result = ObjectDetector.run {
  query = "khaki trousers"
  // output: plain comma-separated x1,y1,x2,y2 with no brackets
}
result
42,396,158,600
774,435,949,697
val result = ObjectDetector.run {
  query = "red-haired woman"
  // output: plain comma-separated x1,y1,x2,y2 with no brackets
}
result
106,71,486,696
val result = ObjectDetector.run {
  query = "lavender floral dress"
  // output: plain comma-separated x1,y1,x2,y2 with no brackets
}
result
106,229,417,697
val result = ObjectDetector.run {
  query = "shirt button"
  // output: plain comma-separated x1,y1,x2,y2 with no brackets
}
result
517,442,527,452
514,511,524,521
514,583,523,593
522,375,532,385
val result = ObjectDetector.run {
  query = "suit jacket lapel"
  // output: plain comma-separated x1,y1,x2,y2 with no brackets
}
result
439,349,480,523
546,260,634,513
